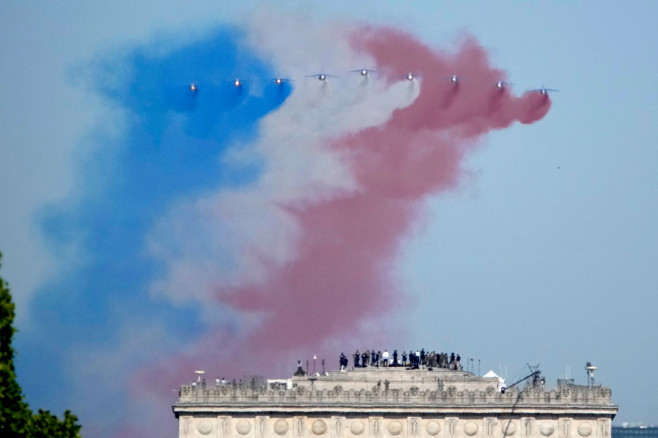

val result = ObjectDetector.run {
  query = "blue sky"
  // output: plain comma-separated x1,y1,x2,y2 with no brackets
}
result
1,1,657,435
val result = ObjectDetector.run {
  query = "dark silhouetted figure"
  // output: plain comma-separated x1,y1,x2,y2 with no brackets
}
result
295,360,306,376
340,353,348,371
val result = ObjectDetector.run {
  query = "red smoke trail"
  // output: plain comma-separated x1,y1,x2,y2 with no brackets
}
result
133,27,550,437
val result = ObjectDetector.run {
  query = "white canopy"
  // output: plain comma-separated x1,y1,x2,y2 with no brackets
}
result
483,370,501,379
483,370,506,392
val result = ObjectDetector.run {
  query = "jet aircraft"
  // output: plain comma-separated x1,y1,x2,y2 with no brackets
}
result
495,80,513,89
442,74,465,84
531,86,559,95
351,68,377,77
306,73,339,81
272,77,293,85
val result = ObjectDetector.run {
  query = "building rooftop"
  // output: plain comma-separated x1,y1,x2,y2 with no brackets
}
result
174,366,617,418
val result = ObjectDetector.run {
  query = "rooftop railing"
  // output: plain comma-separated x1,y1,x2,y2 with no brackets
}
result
177,382,614,407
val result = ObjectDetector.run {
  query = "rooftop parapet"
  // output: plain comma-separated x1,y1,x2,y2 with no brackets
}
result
176,368,614,408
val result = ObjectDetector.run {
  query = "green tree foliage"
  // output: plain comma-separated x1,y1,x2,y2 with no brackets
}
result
30,409,81,438
0,252,29,436
0,253,82,437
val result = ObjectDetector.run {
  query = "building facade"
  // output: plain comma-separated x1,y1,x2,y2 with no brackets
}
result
173,367,617,438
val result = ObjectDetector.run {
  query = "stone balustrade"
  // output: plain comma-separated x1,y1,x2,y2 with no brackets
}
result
177,383,614,407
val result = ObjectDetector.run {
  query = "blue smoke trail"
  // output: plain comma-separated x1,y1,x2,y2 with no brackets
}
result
16,26,291,429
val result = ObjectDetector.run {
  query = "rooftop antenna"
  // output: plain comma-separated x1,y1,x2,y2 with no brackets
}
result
498,364,508,380
586,362,597,386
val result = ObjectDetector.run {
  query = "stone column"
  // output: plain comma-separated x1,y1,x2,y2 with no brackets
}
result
484,418,497,438
256,416,268,438
370,417,383,438
597,419,610,438
218,416,231,438
180,416,192,438
446,417,459,438
294,417,306,438
559,418,571,438
331,416,345,438
408,417,421,438
520,418,533,438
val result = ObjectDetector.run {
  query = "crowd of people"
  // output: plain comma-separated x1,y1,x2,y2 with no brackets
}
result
339,349,463,371
189,350,465,390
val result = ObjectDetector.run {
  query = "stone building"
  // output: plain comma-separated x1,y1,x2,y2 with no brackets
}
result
172,365,617,438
